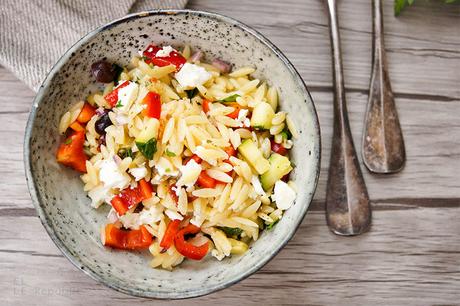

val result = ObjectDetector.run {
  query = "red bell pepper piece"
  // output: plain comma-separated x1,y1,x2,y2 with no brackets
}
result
139,179,153,200
104,81,130,107
225,102,241,119
56,131,87,173
202,99,211,113
142,45,186,71
224,146,237,158
183,154,202,165
111,179,153,216
159,219,181,251
174,224,209,260
69,121,85,132
102,224,153,250
142,91,162,119
77,102,96,123
197,171,217,188
270,139,288,156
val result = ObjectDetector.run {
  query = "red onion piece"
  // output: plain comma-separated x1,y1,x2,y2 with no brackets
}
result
189,50,204,62
212,58,232,74
113,154,122,165
95,107,106,116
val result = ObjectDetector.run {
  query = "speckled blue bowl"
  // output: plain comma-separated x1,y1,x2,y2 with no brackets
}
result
24,10,321,299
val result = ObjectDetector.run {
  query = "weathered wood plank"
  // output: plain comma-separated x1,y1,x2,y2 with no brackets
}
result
1,206,459,305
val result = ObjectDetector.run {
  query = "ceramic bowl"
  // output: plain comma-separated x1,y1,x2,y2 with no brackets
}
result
24,10,321,299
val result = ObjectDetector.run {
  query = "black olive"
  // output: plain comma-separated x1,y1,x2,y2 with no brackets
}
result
91,60,116,83
95,112,112,135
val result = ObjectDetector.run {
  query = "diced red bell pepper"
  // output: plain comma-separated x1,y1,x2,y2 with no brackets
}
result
142,45,186,71
142,91,162,119
77,102,96,123
102,224,153,250
225,102,241,119
104,81,130,107
197,171,217,188
183,154,202,165
224,146,237,158
174,224,209,260
111,179,153,216
69,121,85,132
202,99,211,113
270,139,288,156
56,131,87,173
159,219,181,251
139,179,153,200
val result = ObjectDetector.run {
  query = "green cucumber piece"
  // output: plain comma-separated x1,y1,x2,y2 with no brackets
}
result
250,102,275,130
135,118,159,143
260,153,293,191
238,139,270,174
135,138,157,159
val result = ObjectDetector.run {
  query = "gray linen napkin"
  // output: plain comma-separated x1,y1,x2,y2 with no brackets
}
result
0,0,188,92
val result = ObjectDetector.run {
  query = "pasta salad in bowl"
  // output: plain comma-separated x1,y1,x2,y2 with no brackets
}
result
58,44,299,269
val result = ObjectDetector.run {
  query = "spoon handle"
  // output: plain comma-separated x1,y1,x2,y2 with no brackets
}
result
362,0,406,173
325,0,371,236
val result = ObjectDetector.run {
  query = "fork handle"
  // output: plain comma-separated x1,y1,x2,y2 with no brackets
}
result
325,0,371,236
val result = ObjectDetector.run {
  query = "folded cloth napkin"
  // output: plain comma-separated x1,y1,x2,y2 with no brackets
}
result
0,0,188,92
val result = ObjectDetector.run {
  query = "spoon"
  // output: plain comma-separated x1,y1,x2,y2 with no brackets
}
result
325,0,371,236
362,0,406,173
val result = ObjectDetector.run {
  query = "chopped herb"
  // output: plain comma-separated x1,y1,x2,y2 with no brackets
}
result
218,226,243,237
252,125,266,131
165,149,176,157
218,94,240,103
265,219,279,230
280,127,292,140
395,0,459,15
141,56,150,61
115,100,123,108
165,168,171,173
185,88,199,99
118,148,133,159
64,138,72,145
135,138,157,159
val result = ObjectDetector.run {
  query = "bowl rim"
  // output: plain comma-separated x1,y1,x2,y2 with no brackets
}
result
24,9,321,299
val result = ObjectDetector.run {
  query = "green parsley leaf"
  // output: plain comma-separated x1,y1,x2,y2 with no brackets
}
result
218,94,240,103
115,100,123,108
165,168,171,173
141,56,150,61
165,149,176,157
395,0,459,16
135,138,157,159
218,226,243,237
64,138,72,145
185,88,199,99
265,219,279,231
280,127,292,140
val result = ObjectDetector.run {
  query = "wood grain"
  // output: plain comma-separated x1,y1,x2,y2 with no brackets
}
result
0,0,459,304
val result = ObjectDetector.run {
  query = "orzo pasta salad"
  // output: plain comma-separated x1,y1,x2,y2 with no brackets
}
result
56,44,298,270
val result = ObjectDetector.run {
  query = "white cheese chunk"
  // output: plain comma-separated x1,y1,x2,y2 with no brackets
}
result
117,82,139,112
175,63,212,89
139,205,163,225
155,45,175,57
119,212,141,230
88,184,113,208
98,157,130,190
272,180,296,210
176,159,202,188
129,166,147,181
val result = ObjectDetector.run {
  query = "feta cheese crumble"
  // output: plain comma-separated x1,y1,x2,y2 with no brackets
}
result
129,165,147,181
175,63,212,89
176,159,202,188
116,82,139,112
98,157,130,190
272,180,296,210
155,45,175,57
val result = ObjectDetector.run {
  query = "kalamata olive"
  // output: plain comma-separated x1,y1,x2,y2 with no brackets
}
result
95,112,112,135
91,60,116,83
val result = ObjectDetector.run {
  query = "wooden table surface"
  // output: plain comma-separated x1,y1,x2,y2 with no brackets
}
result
1,0,459,305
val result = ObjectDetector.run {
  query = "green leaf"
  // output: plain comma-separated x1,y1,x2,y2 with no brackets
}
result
218,226,243,237
115,100,123,108
64,138,72,145
265,219,279,230
394,0,408,16
135,138,157,159
280,127,292,140
218,94,240,103
185,88,199,99
165,149,176,157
